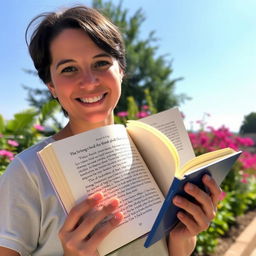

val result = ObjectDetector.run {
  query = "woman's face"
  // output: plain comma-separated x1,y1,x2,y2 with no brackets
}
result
47,28,123,128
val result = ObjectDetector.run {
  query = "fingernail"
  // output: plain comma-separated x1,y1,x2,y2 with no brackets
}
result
109,198,119,208
177,211,185,219
186,183,195,191
111,212,124,225
204,174,211,182
174,196,183,204
114,211,124,221
91,192,104,201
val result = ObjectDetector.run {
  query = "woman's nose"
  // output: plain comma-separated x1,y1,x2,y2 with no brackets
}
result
79,69,99,88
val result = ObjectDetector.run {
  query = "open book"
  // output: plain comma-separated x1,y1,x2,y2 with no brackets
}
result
37,108,241,255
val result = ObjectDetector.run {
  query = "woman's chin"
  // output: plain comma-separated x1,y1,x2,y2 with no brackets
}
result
81,112,114,125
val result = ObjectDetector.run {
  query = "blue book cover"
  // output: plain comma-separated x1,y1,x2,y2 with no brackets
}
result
144,151,241,248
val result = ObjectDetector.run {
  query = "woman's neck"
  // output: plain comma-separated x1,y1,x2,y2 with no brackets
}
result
53,116,114,141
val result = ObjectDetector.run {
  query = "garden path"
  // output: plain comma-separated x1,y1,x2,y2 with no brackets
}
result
223,215,256,256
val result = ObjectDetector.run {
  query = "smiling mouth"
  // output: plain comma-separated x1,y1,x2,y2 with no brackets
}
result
76,93,107,104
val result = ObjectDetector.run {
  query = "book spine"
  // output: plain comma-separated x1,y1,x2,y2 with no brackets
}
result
144,170,210,248
144,177,183,248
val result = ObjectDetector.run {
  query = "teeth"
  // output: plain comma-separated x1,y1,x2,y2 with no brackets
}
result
80,95,104,103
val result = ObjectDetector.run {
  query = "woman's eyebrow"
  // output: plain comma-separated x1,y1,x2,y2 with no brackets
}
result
93,53,111,59
55,59,75,70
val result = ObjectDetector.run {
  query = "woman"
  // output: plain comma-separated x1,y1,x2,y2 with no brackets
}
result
0,5,221,256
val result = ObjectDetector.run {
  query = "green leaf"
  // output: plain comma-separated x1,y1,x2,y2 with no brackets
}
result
39,100,60,124
127,96,139,120
5,109,38,134
0,114,4,133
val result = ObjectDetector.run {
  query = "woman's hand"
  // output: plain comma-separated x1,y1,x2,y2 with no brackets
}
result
168,174,222,256
59,192,123,256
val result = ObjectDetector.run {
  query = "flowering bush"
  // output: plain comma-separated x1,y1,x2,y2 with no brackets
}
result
189,126,256,255
0,101,58,175
0,120,47,175
115,89,157,124
0,148,15,175
189,125,254,153
116,103,152,123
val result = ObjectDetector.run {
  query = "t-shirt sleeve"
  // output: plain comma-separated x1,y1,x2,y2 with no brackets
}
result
0,157,41,256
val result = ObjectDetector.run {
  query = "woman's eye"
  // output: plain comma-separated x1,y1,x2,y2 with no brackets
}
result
61,66,77,73
94,61,111,69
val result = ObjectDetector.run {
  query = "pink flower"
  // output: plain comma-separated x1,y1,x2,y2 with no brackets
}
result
142,105,149,110
199,132,209,146
241,178,248,184
0,134,3,138
188,133,196,143
219,191,227,201
34,124,45,131
137,111,149,118
242,173,250,179
236,137,254,147
0,150,14,160
240,152,256,170
117,111,128,117
7,140,19,147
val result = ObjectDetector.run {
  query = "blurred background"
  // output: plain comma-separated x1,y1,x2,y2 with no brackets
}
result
1,0,255,132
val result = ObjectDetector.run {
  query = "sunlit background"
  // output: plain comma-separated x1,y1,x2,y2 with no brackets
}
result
1,0,255,132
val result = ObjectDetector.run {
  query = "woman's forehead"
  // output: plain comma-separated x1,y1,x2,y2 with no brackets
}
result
50,29,105,59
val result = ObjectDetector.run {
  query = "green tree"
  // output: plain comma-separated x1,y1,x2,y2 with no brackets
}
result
24,0,188,115
240,112,256,134
93,0,187,112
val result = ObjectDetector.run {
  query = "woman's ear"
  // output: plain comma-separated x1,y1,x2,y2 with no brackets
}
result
46,82,57,98
119,68,124,83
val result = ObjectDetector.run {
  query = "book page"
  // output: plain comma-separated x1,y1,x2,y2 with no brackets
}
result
139,107,195,167
127,121,179,196
179,148,236,178
50,124,164,256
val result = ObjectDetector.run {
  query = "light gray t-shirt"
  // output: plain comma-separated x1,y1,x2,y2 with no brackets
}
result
0,137,169,256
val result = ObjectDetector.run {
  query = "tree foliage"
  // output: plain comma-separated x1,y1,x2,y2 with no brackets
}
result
240,112,256,134
93,0,187,112
24,0,187,115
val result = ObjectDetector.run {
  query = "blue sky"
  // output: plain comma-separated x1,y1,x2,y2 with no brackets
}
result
1,0,255,132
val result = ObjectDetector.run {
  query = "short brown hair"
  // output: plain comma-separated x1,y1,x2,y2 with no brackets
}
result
26,5,126,84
